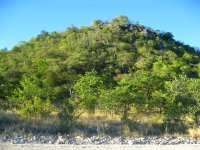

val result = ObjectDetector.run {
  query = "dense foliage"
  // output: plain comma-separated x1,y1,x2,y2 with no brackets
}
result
0,16,200,132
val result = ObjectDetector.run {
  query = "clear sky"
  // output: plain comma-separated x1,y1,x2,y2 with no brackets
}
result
0,0,200,50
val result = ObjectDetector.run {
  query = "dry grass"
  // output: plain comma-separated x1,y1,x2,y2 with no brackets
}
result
0,110,193,137
0,110,59,135
73,110,123,137
78,110,121,122
74,110,165,137
188,128,200,139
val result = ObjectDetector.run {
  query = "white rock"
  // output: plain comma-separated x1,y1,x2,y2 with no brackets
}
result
128,140,133,145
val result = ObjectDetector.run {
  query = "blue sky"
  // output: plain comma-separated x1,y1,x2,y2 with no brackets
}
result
0,0,200,50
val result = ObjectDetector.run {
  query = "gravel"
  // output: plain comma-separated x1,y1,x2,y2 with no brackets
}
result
1,134,200,145
1,144,200,150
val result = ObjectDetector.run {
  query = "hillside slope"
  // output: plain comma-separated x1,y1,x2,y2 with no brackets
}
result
0,16,200,135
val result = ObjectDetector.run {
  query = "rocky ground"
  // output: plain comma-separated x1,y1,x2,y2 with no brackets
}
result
1,135,200,150
1,134,200,145
1,144,200,150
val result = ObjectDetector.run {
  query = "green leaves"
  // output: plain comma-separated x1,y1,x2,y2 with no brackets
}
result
101,74,144,120
73,71,105,113
164,75,200,124
111,15,130,27
10,75,52,119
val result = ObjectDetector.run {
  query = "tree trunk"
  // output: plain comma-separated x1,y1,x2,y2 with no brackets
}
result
122,104,129,122
194,112,199,128
122,110,128,121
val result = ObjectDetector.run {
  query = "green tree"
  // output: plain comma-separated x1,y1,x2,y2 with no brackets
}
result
163,75,200,126
101,75,144,121
133,71,164,111
0,74,6,109
10,75,52,119
73,71,107,113
111,15,130,27
187,78,200,126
